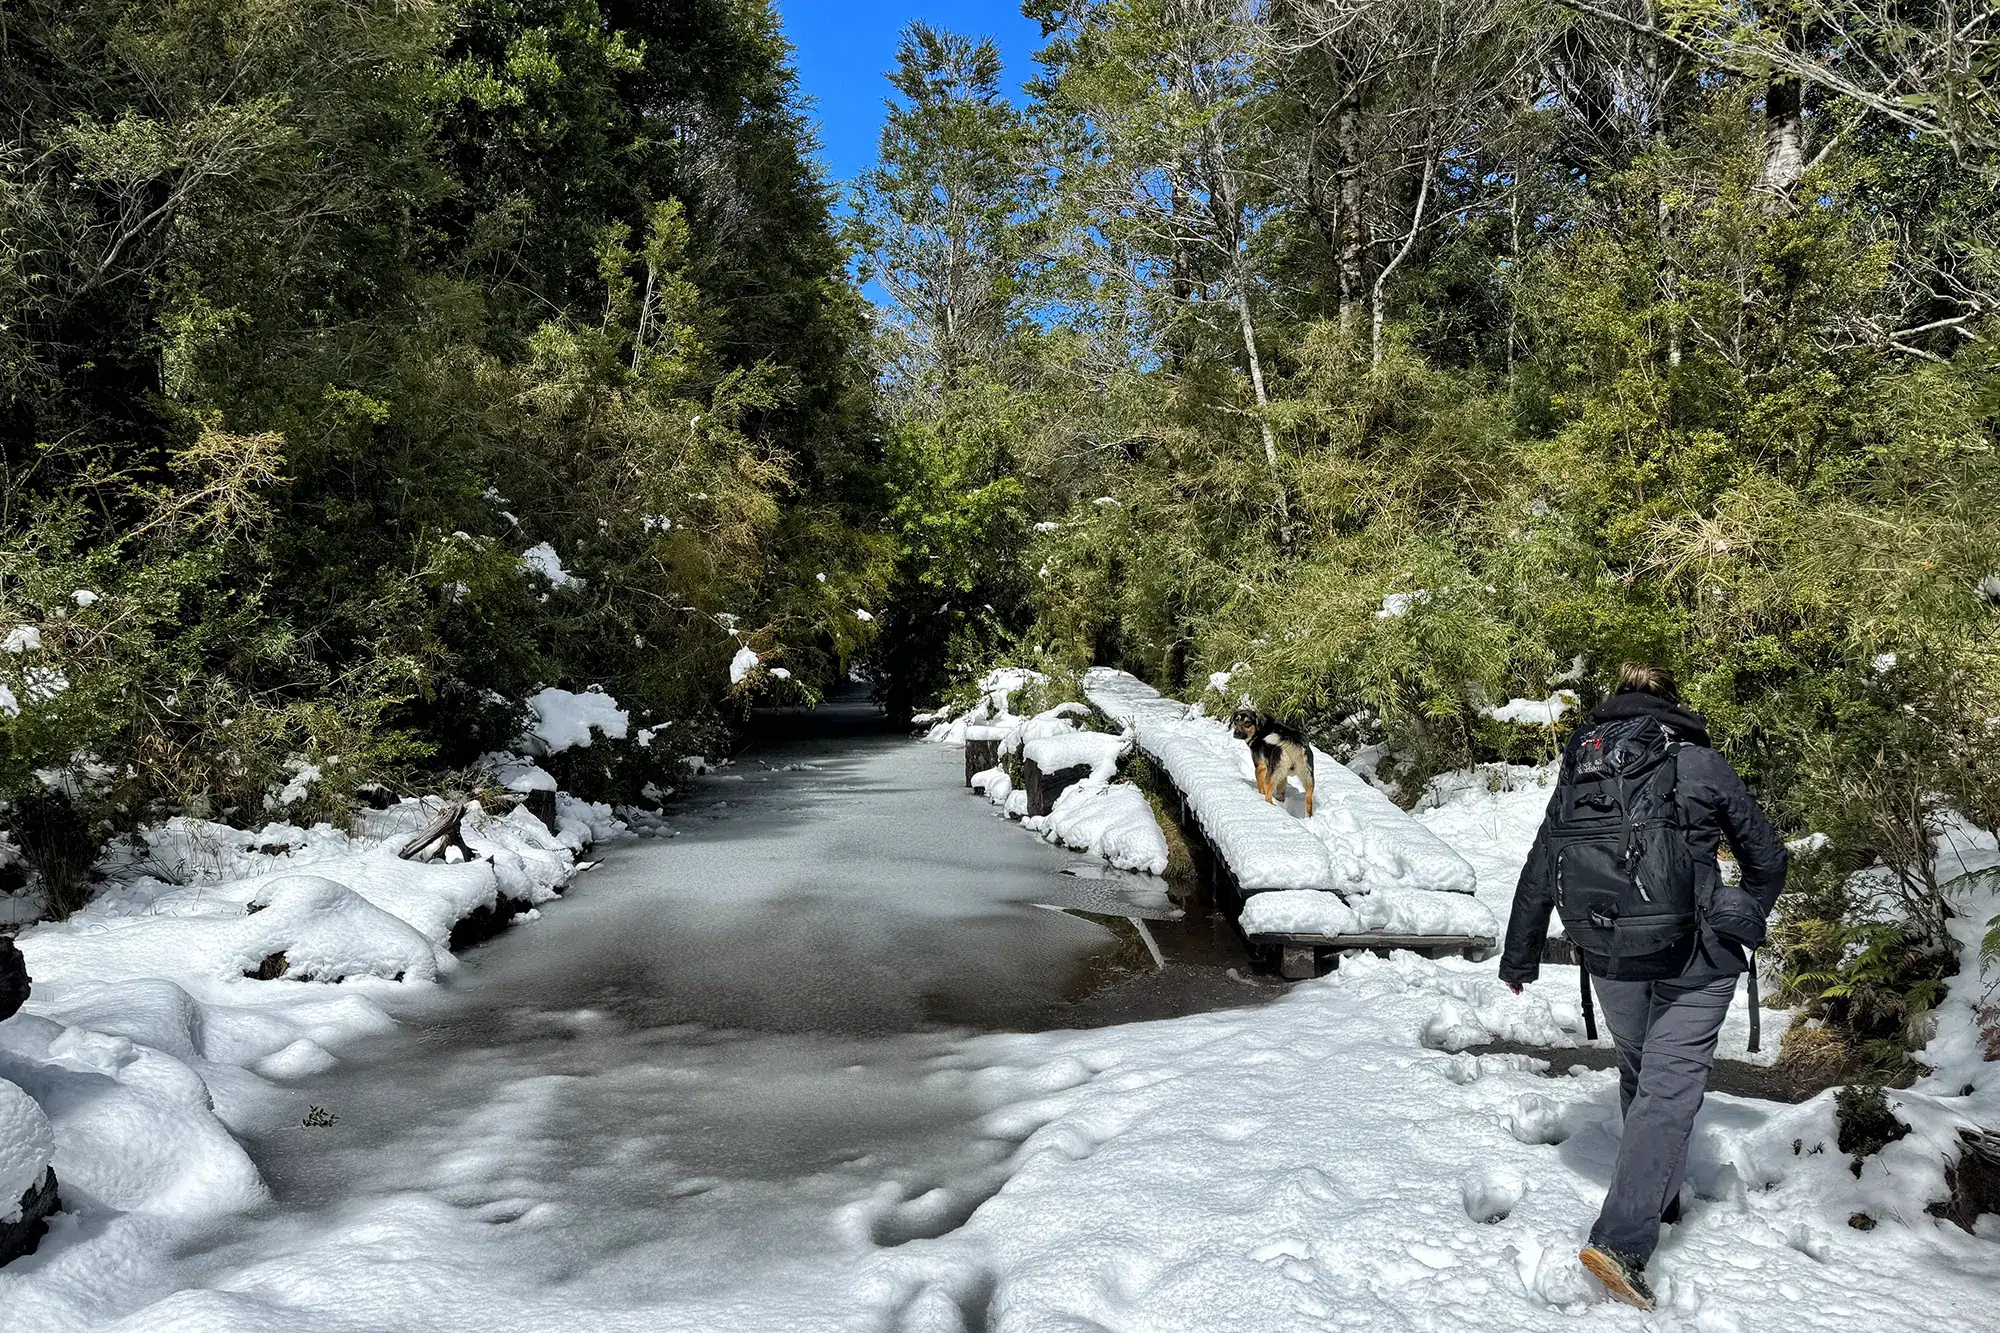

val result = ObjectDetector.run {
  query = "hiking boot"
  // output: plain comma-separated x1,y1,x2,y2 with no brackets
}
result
1580,1244,1655,1310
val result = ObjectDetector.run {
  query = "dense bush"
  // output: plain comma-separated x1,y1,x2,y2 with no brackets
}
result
0,0,886,911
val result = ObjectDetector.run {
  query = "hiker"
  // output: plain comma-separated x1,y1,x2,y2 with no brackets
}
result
1499,663,1787,1310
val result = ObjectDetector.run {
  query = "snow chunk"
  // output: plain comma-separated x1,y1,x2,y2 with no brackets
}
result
1022,731,1127,784
71,589,99,607
524,687,629,753
1872,651,1898,674
3,625,41,653
729,645,760,684
492,756,558,793
1025,781,1168,874
0,1077,55,1220
519,541,582,588
1240,890,1361,936
853,608,874,622
1374,590,1430,619
1348,885,1499,937
1482,691,1578,726
275,761,321,808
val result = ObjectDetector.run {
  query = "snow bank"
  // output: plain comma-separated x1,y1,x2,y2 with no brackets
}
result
1240,889,1361,936
523,686,629,753
998,703,1090,758
1023,781,1169,874
1415,763,1560,928
0,792,600,1291
915,949,1987,1331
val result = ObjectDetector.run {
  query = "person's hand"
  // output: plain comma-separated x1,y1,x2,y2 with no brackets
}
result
1506,980,1523,995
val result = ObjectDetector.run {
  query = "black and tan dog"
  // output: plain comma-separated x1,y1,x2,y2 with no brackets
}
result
1230,709,1316,815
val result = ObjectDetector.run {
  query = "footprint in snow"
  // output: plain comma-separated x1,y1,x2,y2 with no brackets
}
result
1506,1093,1569,1145
1204,1116,1264,1143
1460,1166,1531,1223
1250,1237,1312,1264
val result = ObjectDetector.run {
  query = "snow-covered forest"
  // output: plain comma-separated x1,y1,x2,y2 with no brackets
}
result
1,0,1998,1328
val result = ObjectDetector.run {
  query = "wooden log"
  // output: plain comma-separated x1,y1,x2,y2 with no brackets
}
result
1927,1128,2000,1233
0,1167,58,1269
400,798,470,862
965,738,1002,787
1024,759,1094,817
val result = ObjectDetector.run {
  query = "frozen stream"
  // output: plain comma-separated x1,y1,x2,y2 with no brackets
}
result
122,702,1271,1329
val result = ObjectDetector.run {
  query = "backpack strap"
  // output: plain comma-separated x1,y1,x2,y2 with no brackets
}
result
1746,949,1761,1054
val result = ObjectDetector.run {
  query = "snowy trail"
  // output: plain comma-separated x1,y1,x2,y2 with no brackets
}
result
5,712,1995,1331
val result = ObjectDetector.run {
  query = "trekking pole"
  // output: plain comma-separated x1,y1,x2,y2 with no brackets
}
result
1746,949,1761,1054
1579,960,1598,1041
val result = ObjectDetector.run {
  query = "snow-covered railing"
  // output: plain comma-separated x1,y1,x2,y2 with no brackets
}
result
1083,668,1490,940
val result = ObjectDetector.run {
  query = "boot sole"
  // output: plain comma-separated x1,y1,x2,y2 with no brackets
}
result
1580,1246,1655,1310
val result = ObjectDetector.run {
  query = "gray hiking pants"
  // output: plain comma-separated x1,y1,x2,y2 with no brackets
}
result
1588,971,1736,1263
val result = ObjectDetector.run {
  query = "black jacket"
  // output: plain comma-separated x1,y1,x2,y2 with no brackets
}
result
1500,692,1788,985
0,936,26,1023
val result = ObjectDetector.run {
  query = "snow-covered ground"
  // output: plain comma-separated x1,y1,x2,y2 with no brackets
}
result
0,795,613,1326
1,706,1995,1329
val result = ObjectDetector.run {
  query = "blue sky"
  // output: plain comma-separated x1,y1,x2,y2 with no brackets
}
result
778,0,1044,189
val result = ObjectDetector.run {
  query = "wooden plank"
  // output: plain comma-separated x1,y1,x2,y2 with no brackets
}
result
1246,932,1495,950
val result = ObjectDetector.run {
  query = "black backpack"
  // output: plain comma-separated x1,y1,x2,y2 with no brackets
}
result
1548,716,1697,965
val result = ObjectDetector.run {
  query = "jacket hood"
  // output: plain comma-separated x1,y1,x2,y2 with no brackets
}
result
1583,690,1712,747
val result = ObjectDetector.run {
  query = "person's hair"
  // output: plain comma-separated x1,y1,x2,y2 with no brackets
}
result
1616,662,1680,705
